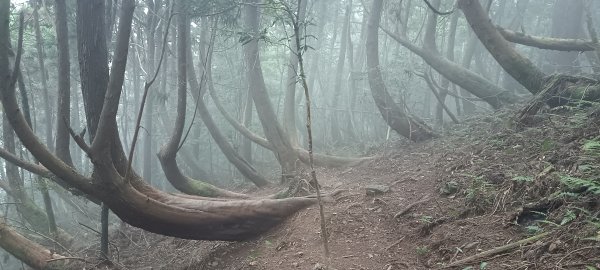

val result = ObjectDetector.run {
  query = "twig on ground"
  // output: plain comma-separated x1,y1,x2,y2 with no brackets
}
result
441,232,550,268
383,236,406,251
394,196,432,219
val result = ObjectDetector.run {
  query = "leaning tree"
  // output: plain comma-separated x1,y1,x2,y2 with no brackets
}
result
0,1,330,268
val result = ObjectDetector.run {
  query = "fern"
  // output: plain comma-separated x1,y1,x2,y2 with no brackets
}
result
583,139,600,154
559,175,600,195
560,210,577,225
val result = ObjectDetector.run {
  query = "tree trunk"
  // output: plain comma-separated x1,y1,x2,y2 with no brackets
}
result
158,14,269,190
283,0,307,147
381,28,516,109
458,0,545,94
243,0,298,180
0,221,66,270
330,0,352,144
546,0,585,74
32,2,53,151
0,0,327,243
366,0,436,142
143,0,159,186
54,0,73,166
77,0,110,141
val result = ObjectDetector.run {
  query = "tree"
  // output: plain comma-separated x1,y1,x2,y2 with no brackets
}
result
458,0,600,104
366,0,436,142
0,0,324,245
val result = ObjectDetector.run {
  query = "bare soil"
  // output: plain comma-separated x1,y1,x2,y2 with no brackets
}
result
78,105,600,270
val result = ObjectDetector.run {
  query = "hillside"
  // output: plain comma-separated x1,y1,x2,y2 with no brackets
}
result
92,104,600,270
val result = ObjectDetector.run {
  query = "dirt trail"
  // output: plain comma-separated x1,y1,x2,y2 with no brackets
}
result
106,107,600,270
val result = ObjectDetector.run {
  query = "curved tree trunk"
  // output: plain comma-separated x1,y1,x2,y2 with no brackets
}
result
366,0,436,142
158,14,269,191
458,0,545,94
1,0,321,241
381,27,517,109
243,0,299,181
209,85,372,167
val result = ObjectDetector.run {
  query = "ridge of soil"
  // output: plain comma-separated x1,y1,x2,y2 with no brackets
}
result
83,105,600,269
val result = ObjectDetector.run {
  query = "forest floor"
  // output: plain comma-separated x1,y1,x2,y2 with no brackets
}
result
97,104,600,270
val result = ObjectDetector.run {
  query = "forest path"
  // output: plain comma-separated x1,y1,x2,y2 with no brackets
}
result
110,106,600,269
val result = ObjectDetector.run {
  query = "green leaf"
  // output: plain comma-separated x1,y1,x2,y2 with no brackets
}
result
480,262,488,270
541,139,555,151
560,210,577,225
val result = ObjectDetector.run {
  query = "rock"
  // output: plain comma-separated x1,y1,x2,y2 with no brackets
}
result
209,261,219,267
548,240,562,252
248,261,258,266
292,262,299,268
295,251,304,257
313,263,325,270
365,184,390,195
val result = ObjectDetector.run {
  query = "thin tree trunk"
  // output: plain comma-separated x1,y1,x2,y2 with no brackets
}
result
283,0,307,147
32,2,53,151
330,0,352,144
143,0,158,186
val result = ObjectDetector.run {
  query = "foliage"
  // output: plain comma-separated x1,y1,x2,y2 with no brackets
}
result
559,175,600,195
415,245,429,256
511,175,533,183
462,174,494,212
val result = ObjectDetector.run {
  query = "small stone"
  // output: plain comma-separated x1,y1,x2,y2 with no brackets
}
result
210,261,219,267
464,241,479,250
292,262,299,267
313,263,325,270
365,184,390,195
296,251,304,257
548,240,562,252
249,261,258,266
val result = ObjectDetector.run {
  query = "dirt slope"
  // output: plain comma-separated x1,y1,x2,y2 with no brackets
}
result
97,106,600,270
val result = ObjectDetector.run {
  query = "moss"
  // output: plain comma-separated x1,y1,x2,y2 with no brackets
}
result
185,179,220,198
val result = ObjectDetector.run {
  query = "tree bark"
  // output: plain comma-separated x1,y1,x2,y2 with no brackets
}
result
0,220,66,270
54,0,73,166
77,0,110,141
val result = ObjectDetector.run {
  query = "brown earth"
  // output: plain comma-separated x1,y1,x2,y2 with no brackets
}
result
75,105,600,270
